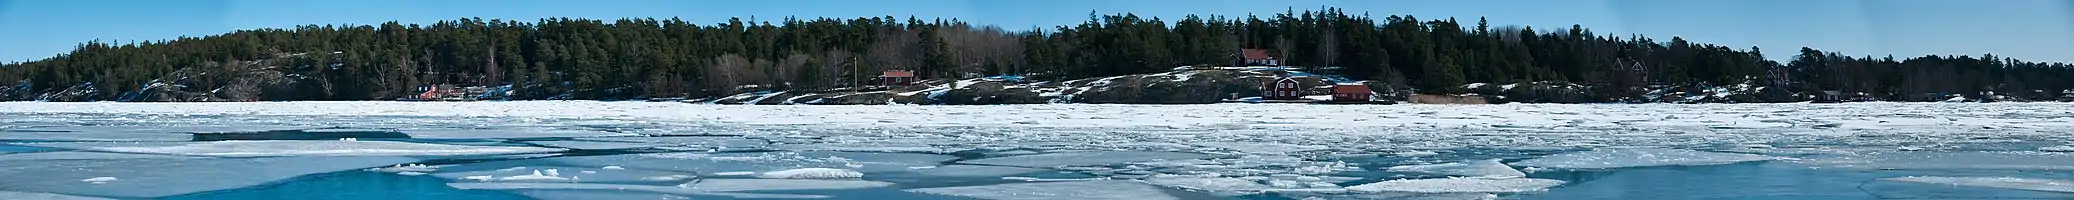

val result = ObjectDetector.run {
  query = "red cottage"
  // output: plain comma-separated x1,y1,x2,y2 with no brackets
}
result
880,70,917,86
1263,77,1302,100
1332,84,1372,102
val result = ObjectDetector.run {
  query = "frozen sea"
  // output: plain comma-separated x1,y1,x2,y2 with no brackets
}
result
2,101,2073,200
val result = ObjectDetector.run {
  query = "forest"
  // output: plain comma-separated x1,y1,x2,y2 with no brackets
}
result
3,7,2071,102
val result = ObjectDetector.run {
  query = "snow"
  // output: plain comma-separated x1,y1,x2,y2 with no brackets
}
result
497,170,571,181
0,151,191,161
906,180,1179,200
1510,148,1774,169
368,164,439,173
959,151,1221,168
1880,176,2074,193
713,172,757,176
1387,159,1526,178
1345,177,1566,193
434,166,694,183
78,177,117,183
0,156,416,198
1797,151,2074,170
0,191,111,200
573,137,768,150
22,140,562,157
756,168,863,179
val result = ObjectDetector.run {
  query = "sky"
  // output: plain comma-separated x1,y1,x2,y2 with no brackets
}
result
1,0,2071,63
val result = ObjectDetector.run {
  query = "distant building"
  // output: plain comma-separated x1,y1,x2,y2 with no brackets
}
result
1239,49,1279,66
879,70,917,86
1332,84,1372,102
1263,77,1302,100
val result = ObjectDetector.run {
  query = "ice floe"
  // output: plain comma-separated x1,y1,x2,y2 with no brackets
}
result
434,166,692,183
907,165,1048,177
959,151,1221,168
448,182,855,198
678,179,896,191
1345,177,1566,193
0,151,191,161
1880,176,2074,193
397,128,636,139
1510,148,1774,169
1387,159,1525,178
523,140,668,150
1143,175,1273,195
0,190,112,200
23,140,562,157
906,180,1179,200
2041,145,2074,152
756,168,863,179
1799,151,2074,170
0,156,416,198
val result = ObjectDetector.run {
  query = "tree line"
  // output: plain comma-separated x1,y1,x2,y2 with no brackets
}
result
2,7,2070,101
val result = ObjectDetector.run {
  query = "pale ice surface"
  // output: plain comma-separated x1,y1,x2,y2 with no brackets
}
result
1345,177,1567,193
958,151,1221,168
0,191,112,200
1510,148,1774,169
1798,151,2074,170
448,182,848,198
906,165,1049,177
2042,146,2074,152
0,151,191,161
1881,176,2074,193
678,179,895,191
1387,159,1525,178
435,166,694,183
1142,175,1274,195
397,128,637,139
21,140,563,157
0,156,416,198
757,168,864,179
523,140,669,150
905,180,1179,200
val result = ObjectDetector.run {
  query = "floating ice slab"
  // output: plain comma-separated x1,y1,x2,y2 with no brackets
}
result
0,190,112,200
906,180,1179,200
1880,176,2074,193
2042,146,2074,152
435,166,694,183
0,156,416,198
1510,148,1773,169
908,165,1049,177
24,141,562,157
959,151,1221,168
1345,177,1566,193
0,130,190,142
448,182,837,198
0,151,191,161
523,140,668,150
1800,151,2074,170
398,128,636,139
758,168,864,179
1143,175,1273,194
679,179,895,191
1388,159,1526,178
572,137,769,150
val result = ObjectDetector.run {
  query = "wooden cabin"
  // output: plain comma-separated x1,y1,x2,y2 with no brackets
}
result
1332,84,1372,102
879,70,917,86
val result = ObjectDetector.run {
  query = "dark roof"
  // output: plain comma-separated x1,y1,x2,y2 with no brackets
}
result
879,70,915,78
1242,49,1273,60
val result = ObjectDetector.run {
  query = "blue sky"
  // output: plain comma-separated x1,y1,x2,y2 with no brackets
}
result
2,0,2071,63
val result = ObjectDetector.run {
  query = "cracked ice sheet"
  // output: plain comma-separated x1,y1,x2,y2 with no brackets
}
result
1880,176,2074,193
906,180,1180,200
1509,148,1775,169
1798,151,2074,170
1387,159,1525,177
447,182,866,199
397,128,637,139
20,141,562,157
0,191,111,200
958,151,1223,168
0,156,416,198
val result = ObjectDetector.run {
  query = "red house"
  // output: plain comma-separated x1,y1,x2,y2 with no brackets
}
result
1263,77,1302,100
880,70,917,86
1240,49,1279,66
1332,84,1372,102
